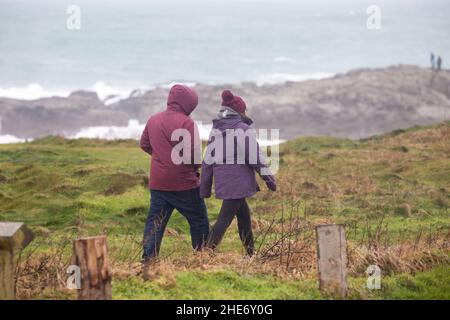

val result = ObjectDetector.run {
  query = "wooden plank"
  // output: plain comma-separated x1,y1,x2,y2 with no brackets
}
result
0,222,34,300
72,236,112,300
0,249,14,300
0,222,34,250
315,224,348,298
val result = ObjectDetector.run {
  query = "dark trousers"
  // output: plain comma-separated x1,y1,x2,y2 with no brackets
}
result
207,198,254,256
142,188,209,261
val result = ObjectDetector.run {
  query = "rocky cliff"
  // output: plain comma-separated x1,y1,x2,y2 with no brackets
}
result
1,65,449,140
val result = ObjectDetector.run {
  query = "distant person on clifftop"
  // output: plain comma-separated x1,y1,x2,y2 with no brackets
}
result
437,56,442,70
140,84,209,265
430,52,435,69
200,90,277,257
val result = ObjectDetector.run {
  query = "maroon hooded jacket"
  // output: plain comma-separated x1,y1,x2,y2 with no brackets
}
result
140,85,201,191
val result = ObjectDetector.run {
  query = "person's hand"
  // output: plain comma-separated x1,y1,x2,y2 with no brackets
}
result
200,191,211,198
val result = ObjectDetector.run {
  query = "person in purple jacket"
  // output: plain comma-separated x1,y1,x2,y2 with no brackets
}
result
200,90,277,256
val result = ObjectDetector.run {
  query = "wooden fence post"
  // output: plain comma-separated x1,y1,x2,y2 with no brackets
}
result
0,222,34,300
72,236,112,300
315,224,348,298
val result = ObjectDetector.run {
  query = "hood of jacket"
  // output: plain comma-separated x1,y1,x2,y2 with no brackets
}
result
167,84,198,115
213,107,242,131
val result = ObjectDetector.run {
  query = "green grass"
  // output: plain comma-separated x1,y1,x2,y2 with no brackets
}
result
1,122,449,299
111,266,450,300
113,270,320,300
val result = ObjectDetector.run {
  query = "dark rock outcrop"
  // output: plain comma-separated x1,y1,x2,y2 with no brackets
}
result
1,65,449,140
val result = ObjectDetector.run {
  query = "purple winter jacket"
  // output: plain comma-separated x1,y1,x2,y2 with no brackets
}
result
200,111,276,200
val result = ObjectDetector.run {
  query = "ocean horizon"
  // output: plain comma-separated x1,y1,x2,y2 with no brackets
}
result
1,0,449,100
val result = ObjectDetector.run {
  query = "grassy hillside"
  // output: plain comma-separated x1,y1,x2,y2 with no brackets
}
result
0,122,449,299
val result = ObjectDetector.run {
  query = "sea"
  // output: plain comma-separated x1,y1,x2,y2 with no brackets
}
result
0,0,449,142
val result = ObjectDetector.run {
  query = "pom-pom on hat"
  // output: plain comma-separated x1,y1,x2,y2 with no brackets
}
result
221,90,246,113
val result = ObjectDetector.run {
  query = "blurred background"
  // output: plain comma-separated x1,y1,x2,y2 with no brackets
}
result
0,0,449,142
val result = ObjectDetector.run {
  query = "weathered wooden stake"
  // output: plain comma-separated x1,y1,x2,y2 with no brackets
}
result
72,236,112,300
0,222,34,300
315,224,348,298
0,248,14,300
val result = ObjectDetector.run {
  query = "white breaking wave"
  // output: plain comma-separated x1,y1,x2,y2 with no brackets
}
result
0,120,285,145
0,135,29,144
91,82,153,105
69,119,145,140
0,82,150,104
90,82,133,104
69,120,215,142
0,84,69,100
160,82,197,89
68,119,285,146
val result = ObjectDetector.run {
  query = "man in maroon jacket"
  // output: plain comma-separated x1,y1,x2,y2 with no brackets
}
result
140,84,209,262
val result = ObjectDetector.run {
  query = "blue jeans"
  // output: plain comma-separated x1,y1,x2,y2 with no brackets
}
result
142,188,209,261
